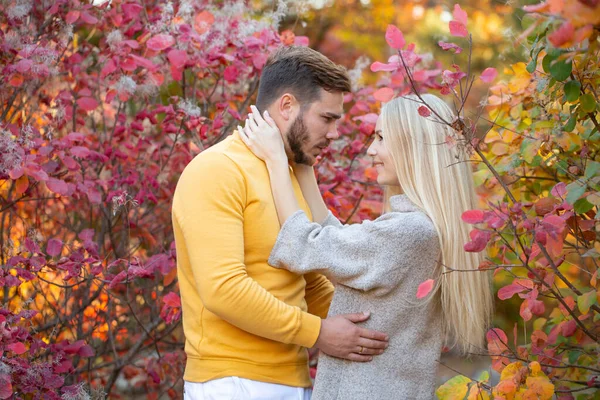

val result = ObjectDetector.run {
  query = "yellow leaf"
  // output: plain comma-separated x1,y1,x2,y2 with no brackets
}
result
501,361,524,381
523,376,554,400
467,386,490,400
436,375,471,400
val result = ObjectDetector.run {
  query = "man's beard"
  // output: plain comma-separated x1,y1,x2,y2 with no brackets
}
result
286,114,312,165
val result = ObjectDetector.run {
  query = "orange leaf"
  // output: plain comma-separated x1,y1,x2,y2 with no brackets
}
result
9,73,24,87
15,175,29,195
163,267,177,287
194,11,215,35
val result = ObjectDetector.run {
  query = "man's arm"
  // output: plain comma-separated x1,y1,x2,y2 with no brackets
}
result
304,272,334,319
173,151,319,347
175,150,388,360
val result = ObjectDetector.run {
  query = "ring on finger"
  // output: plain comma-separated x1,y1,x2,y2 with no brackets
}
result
358,346,364,354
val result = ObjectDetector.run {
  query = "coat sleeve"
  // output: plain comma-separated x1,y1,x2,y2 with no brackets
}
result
268,210,439,296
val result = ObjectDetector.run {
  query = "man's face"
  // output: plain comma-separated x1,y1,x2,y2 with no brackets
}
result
285,89,344,165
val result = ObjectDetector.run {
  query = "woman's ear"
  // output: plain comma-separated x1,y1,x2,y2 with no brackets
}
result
278,93,298,121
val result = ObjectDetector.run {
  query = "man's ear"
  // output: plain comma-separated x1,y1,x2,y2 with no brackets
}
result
278,93,298,121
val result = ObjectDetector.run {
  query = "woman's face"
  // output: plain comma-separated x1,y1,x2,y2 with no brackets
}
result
367,117,400,186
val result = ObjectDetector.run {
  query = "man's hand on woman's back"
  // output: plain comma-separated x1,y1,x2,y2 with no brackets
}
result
315,312,389,362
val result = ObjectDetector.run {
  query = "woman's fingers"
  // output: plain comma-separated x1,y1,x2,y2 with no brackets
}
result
250,105,265,125
263,110,277,128
247,115,259,132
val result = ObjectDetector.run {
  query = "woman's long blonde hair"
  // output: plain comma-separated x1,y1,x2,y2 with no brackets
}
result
380,94,493,355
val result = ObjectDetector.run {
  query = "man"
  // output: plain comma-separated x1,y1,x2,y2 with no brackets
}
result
172,46,389,400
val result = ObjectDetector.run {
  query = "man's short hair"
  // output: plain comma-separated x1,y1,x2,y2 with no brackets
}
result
256,46,351,112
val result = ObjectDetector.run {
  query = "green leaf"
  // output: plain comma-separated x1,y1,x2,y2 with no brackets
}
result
566,182,586,204
531,155,543,168
477,370,490,384
564,80,581,102
580,93,597,113
542,53,557,74
563,115,576,132
526,58,537,74
568,350,581,364
574,197,594,214
585,161,600,179
577,290,598,315
549,60,572,82
520,139,538,163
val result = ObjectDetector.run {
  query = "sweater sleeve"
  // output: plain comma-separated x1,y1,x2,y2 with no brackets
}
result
173,152,321,348
303,272,334,319
268,210,439,296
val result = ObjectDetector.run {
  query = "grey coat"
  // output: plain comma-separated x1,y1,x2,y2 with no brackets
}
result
268,195,443,399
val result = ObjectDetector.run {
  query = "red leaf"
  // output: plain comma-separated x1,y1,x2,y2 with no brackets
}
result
71,146,90,158
15,59,33,73
130,54,158,71
486,328,507,344
370,61,398,72
416,279,435,299
449,21,468,37
65,10,80,24
294,36,310,46
252,53,268,69
418,106,431,117
561,319,577,337
223,66,238,83
498,279,533,300
76,97,98,112
78,344,95,357
551,182,567,198
373,87,394,102
46,178,69,195
385,25,405,49
167,49,187,69
480,67,498,83
9,166,24,179
464,229,490,252
548,21,574,48
122,3,144,19
461,209,484,224
452,4,468,25
162,292,181,307
147,34,175,51
438,41,463,54
25,164,49,181
0,376,12,400
80,11,98,25
46,238,63,257
8,342,27,355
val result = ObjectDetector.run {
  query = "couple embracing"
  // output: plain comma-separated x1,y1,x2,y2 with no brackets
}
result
172,46,493,400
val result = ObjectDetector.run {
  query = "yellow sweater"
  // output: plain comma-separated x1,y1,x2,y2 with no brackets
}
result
172,132,334,387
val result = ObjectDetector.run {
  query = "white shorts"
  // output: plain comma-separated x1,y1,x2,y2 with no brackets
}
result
184,377,312,400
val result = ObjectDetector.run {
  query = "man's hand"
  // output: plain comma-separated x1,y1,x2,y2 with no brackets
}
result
315,312,389,362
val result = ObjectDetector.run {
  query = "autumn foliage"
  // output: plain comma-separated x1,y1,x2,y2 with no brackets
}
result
367,1,599,398
0,0,599,399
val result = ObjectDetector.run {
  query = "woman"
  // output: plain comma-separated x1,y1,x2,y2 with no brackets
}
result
238,94,493,399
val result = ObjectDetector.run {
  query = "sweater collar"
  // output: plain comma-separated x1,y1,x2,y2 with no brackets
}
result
389,194,421,213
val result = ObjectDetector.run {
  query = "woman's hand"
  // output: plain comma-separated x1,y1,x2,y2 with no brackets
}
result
238,105,287,167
